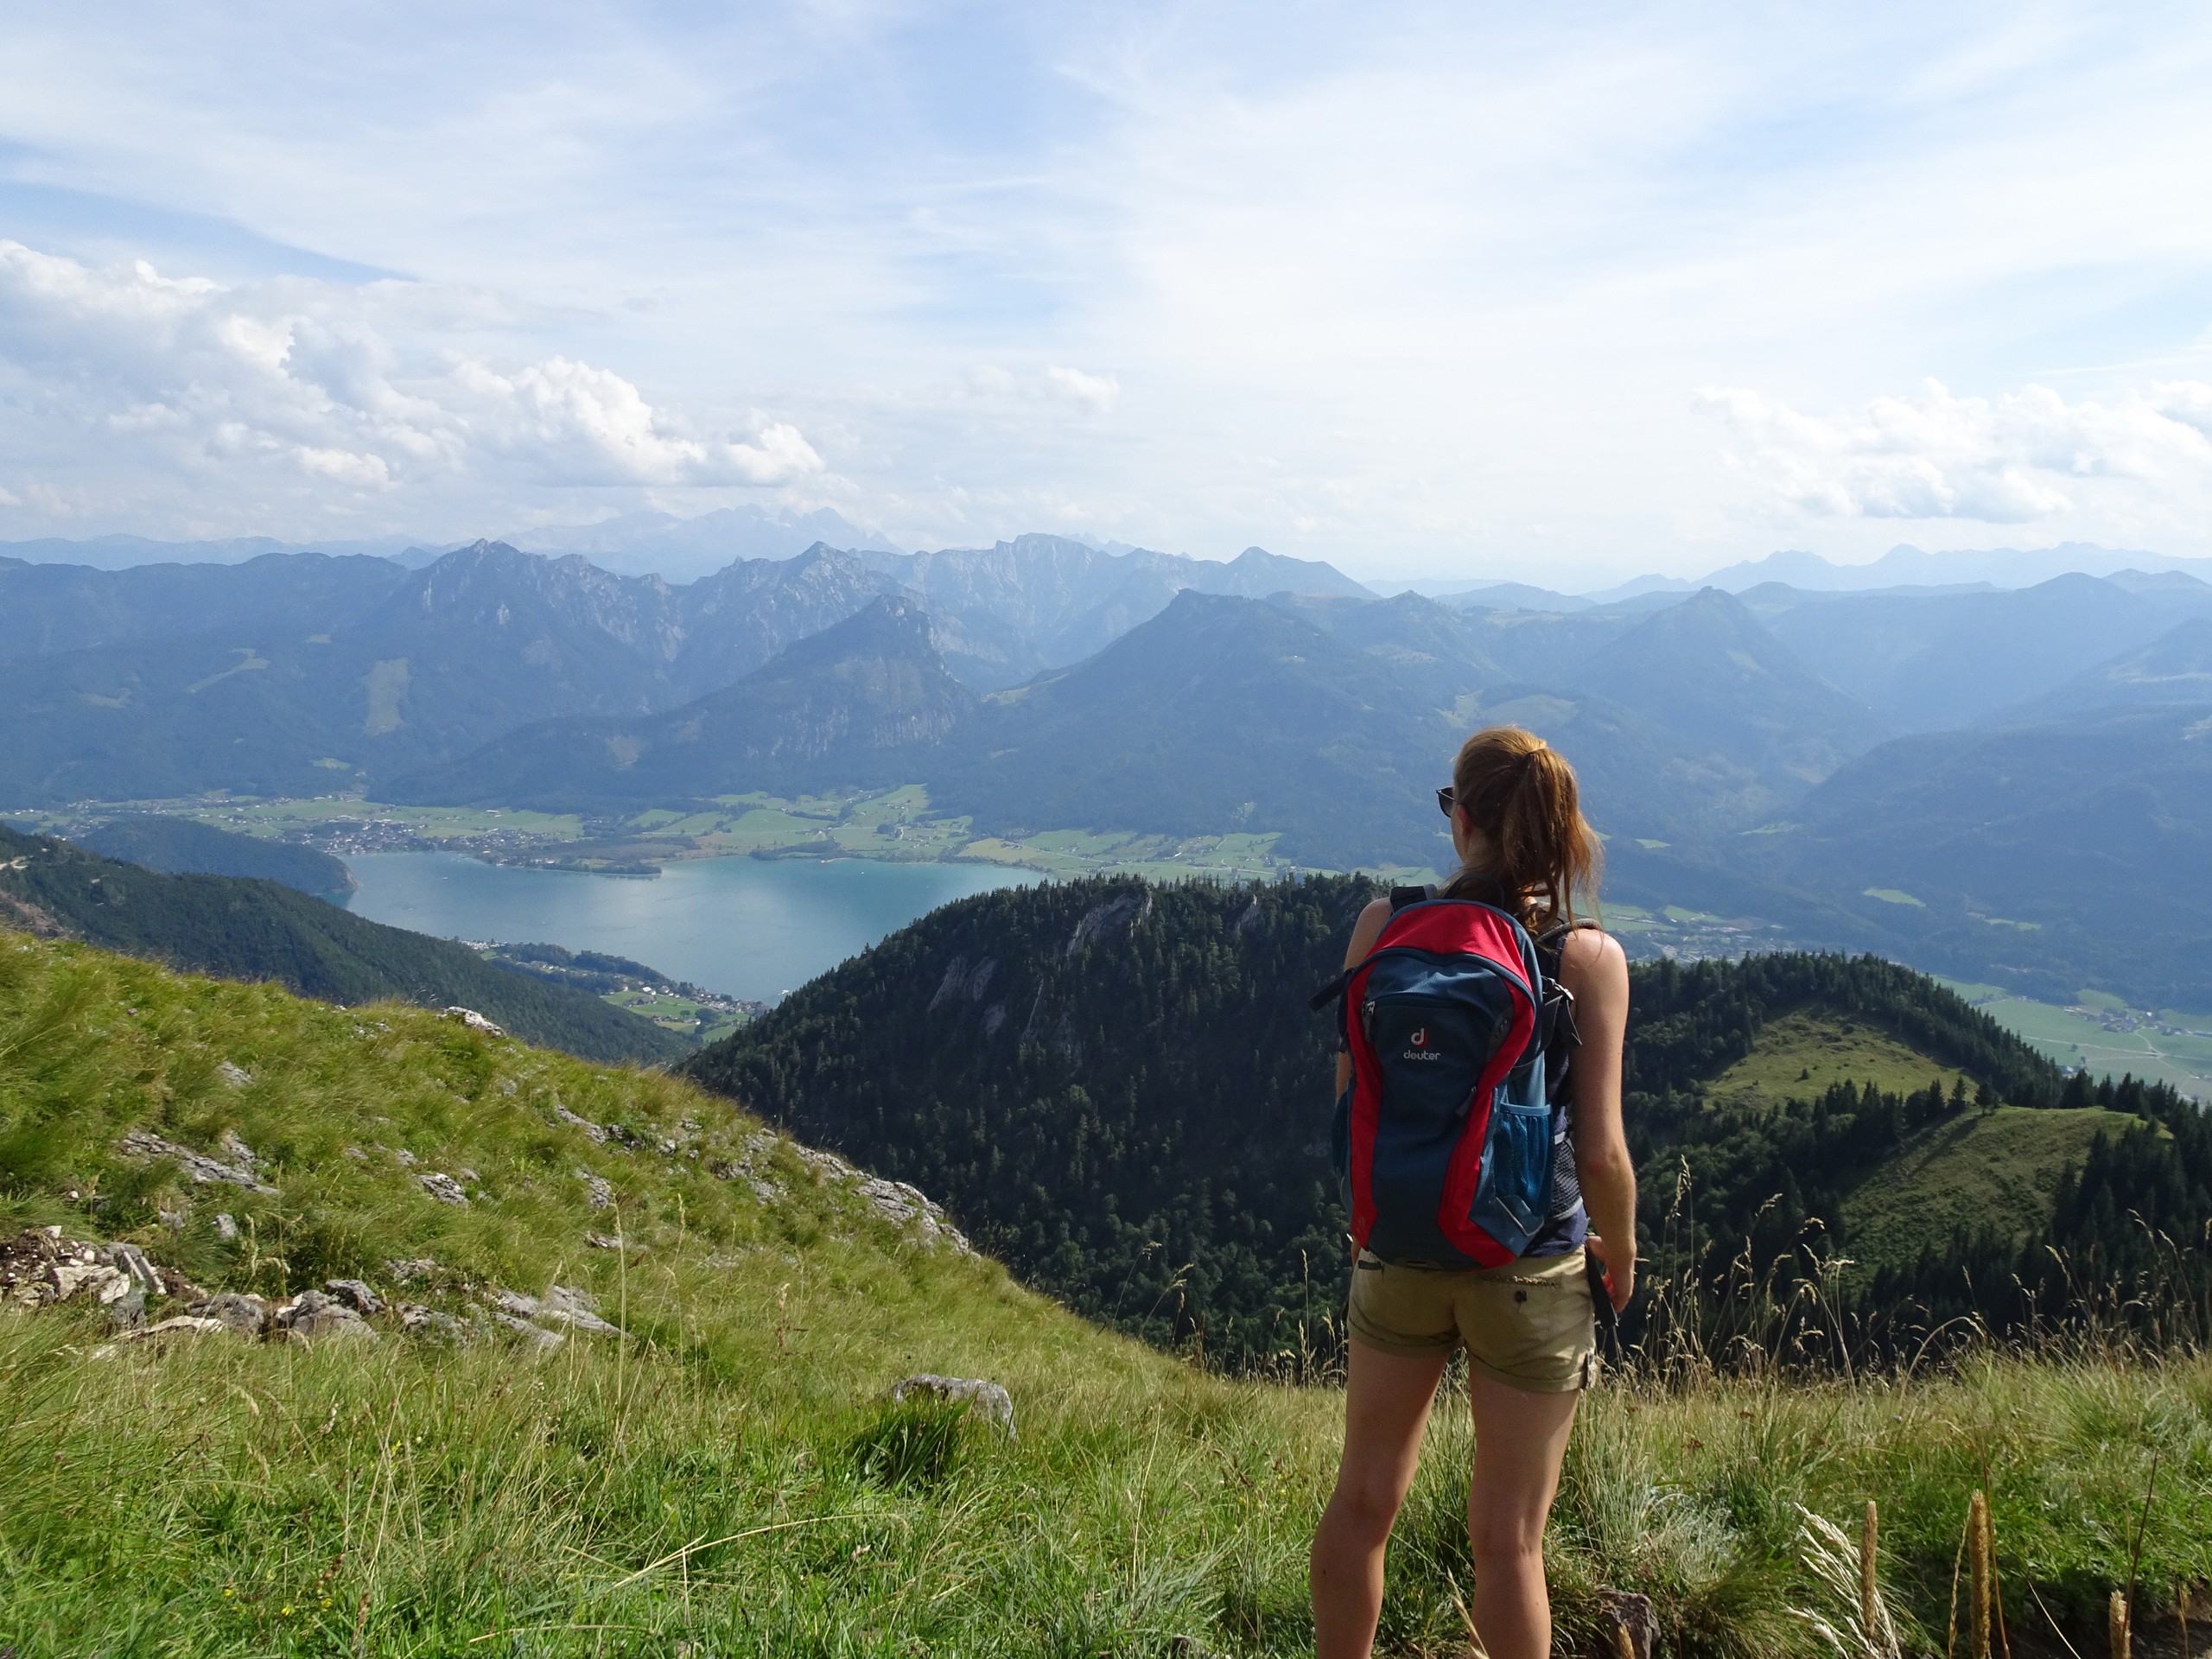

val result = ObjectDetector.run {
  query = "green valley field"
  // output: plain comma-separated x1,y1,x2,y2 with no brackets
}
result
1944,978,2212,1101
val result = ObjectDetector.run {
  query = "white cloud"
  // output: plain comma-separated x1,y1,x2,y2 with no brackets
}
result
1700,378,2212,523
1043,365,1119,414
3,9,2212,570
963,364,1121,416
0,241,820,516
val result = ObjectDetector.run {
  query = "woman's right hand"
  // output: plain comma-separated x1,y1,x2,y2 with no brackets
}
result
1586,1231,1635,1313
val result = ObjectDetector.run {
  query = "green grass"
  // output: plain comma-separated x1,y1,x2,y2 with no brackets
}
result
1836,1105,2142,1275
1704,1011,1970,1109
4,932,2209,1656
605,987,750,1045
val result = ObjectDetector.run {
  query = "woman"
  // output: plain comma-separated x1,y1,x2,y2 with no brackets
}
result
1310,726,1636,1659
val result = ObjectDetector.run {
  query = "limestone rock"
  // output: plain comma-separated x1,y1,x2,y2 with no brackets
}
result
274,1290,378,1345
891,1374,1016,1437
1065,890,1150,958
117,1128,276,1193
122,1315,231,1344
2,1228,136,1308
396,1302,469,1342
102,1242,164,1298
556,1106,611,1144
491,1313,565,1350
443,1007,505,1037
418,1172,469,1205
575,1168,614,1210
538,1284,620,1335
322,1278,384,1317
855,1177,974,1255
216,1060,251,1088
191,1292,273,1338
486,1284,621,1338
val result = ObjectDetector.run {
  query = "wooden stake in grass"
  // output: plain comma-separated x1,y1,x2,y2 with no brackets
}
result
1861,1499,1880,1643
1969,1491,1993,1659
2109,1589,2130,1659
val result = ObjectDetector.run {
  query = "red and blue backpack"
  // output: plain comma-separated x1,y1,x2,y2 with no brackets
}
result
1313,885,1582,1269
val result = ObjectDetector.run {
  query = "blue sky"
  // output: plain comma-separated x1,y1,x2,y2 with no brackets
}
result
1,1,2209,583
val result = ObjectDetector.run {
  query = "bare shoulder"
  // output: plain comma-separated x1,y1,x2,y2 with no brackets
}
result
1344,896,1395,966
1557,925,1627,995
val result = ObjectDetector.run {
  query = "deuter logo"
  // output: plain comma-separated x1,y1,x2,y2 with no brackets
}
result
1402,1027,1442,1062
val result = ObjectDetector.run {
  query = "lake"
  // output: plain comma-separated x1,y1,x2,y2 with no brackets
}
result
341,852,1043,1001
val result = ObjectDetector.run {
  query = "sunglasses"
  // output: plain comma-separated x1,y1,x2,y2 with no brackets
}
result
1436,786,1456,817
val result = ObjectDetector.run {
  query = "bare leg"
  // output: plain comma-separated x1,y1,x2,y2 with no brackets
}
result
1311,1342,1452,1659
1464,1370,1580,1659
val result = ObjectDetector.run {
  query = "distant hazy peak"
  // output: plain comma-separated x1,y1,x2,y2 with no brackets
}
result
749,591,942,671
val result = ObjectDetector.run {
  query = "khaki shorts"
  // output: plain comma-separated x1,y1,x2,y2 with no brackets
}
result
1347,1246,1599,1393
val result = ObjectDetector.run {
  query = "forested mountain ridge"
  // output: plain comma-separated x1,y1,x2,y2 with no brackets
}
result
390,596,977,809
686,874,2203,1368
73,815,356,899
0,824,690,1065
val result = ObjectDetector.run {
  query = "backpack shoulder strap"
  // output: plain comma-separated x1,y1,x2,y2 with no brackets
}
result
1532,918,1599,984
1308,886,1433,1012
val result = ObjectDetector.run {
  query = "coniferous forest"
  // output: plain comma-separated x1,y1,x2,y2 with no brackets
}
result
689,874,2212,1370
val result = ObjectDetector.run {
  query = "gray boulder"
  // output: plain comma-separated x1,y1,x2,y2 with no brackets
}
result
274,1290,378,1345
191,1292,273,1338
396,1303,470,1343
322,1278,384,1317
891,1374,1016,1437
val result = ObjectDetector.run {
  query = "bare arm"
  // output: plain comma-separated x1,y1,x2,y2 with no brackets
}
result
1559,927,1636,1310
1332,898,1395,1100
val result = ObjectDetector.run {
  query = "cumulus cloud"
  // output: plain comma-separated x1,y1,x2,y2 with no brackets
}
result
1700,378,2212,523
0,241,821,510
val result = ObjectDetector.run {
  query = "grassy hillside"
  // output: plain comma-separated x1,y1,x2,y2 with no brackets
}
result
0,824,689,1066
3,929,2209,1656
1700,1010,1971,1108
1837,1106,2144,1275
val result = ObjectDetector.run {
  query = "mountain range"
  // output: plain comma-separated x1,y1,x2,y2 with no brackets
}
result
0,534,1375,805
3,530,2209,1004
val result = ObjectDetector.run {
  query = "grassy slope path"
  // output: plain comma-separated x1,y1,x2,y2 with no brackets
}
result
0,931,2206,1656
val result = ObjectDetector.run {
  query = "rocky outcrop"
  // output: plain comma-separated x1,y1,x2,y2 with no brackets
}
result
3,1228,150,1322
484,1283,621,1338
418,1171,471,1205
116,1129,277,1194
786,1144,973,1254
